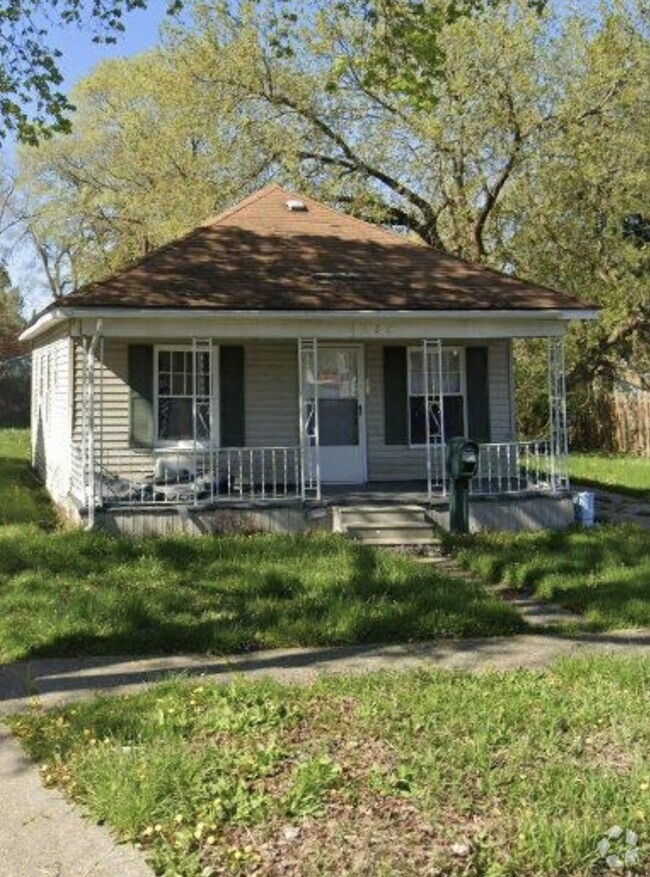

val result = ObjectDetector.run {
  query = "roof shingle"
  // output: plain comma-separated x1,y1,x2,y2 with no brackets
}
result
58,184,591,312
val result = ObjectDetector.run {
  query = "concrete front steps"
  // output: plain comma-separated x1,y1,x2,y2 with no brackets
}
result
333,505,441,548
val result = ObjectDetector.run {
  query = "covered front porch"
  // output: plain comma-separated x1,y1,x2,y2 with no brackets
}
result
71,330,570,526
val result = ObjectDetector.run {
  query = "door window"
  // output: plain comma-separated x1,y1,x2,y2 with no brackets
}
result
317,348,360,447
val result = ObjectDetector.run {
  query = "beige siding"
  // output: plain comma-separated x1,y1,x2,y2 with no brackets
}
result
72,339,301,484
68,336,514,488
245,341,299,447
74,338,153,482
365,342,426,481
488,339,515,443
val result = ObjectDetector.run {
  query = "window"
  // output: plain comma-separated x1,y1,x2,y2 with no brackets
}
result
156,348,211,443
408,347,465,444
315,348,360,446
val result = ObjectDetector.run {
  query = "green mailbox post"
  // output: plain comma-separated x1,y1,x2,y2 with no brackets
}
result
447,438,479,534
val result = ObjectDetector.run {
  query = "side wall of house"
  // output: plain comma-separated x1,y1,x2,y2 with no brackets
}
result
75,336,513,488
31,325,73,502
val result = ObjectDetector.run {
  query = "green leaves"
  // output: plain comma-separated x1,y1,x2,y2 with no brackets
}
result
0,0,183,143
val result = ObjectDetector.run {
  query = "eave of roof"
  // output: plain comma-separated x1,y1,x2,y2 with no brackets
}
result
20,303,599,344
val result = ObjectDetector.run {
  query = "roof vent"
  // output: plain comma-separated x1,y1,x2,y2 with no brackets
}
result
286,199,308,212
313,271,364,282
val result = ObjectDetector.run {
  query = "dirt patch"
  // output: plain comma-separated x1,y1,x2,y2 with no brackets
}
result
202,796,488,877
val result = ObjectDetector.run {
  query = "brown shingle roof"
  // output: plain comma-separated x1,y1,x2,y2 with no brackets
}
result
59,184,590,312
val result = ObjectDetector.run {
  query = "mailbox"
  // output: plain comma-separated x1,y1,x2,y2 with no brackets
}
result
447,438,479,534
447,438,479,480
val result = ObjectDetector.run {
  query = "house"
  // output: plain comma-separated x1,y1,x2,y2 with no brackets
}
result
21,184,597,538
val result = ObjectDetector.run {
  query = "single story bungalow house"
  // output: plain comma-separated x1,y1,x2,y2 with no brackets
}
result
21,184,597,539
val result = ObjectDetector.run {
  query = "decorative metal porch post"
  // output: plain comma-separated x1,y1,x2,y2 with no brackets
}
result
298,338,321,501
423,339,446,500
82,321,103,526
191,337,213,506
548,336,569,493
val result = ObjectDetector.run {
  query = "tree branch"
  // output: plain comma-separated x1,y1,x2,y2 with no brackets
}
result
473,92,523,259
264,86,444,247
568,305,650,390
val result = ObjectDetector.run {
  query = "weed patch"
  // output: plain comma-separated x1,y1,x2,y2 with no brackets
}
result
0,429,523,661
11,657,650,876
450,523,650,629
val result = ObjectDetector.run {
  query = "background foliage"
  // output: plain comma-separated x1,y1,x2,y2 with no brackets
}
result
8,0,650,442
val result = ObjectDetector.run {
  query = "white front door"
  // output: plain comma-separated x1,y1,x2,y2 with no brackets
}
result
316,346,366,484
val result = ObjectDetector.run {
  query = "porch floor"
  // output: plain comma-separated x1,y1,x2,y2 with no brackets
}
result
320,479,563,507
321,481,432,506
98,479,566,511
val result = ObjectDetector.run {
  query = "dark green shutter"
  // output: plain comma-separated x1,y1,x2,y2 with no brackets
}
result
220,346,245,447
128,344,154,448
443,396,465,440
466,346,490,442
383,346,409,445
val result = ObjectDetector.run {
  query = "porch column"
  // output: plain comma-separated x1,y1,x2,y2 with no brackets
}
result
81,320,103,526
422,338,446,499
191,337,213,506
548,336,569,492
298,338,321,500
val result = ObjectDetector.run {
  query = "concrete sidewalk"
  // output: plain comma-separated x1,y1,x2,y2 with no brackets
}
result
3,630,650,716
3,630,650,877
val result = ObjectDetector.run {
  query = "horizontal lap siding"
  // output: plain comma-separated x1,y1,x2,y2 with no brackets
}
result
489,339,515,443
69,336,512,487
365,339,514,482
366,342,426,481
73,340,300,483
73,338,155,481
245,342,299,447
32,328,72,501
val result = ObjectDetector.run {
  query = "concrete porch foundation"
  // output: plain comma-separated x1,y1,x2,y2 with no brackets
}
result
69,484,575,537
427,493,574,533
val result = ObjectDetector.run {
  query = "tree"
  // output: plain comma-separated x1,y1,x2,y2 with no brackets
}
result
16,0,650,442
169,0,650,439
0,263,24,359
17,45,279,287
0,264,28,426
0,0,182,144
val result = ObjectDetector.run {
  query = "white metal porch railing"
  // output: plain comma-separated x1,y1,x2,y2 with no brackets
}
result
89,446,302,506
471,440,568,496
70,440,568,510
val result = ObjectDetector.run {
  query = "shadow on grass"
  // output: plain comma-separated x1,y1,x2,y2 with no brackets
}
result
0,529,526,664
570,476,650,503
449,524,650,629
0,455,56,528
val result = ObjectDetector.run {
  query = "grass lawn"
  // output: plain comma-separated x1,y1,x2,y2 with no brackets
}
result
450,524,650,630
447,452,650,629
0,428,56,527
569,452,650,500
0,429,524,663
11,656,650,876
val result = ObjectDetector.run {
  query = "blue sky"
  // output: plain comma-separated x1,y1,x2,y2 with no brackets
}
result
50,4,170,91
